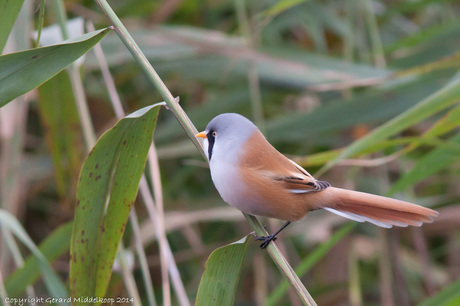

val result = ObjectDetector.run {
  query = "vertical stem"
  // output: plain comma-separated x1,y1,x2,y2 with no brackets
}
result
87,21,125,118
53,0,97,150
130,211,157,306
35,0,47,47
139,177,190,306
348,245,362,306
147,144,171,306
117,242,142,306
379,229,395,306
67,67,97,149
53,0,69,40
234,0,264,131
361,0,386,68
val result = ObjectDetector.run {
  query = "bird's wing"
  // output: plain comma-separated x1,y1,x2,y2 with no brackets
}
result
241,130,330,194
270,159,330,194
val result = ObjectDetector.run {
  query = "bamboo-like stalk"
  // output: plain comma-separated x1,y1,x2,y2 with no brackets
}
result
234,0,264,130
117,242,142,306
95,1,317,304
130,211,158,306
147,144,172,306
361,0,386,68
53,0,97,150
139,177,189,306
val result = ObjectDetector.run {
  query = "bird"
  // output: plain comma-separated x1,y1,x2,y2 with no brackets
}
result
195,113,439,249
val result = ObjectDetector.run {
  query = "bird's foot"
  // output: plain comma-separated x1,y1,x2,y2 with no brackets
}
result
255,234,277,249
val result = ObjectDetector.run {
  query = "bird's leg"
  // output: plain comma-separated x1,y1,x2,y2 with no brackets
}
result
255,221,291,249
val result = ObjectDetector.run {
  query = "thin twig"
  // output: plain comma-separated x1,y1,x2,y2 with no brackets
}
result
86,21,124,118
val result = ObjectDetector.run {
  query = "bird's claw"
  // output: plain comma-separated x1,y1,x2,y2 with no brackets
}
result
255,234,277,249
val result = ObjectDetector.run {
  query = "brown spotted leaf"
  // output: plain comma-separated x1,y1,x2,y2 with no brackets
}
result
70,104,161,303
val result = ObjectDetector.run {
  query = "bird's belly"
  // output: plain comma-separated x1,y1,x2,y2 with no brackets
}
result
209,161,265,215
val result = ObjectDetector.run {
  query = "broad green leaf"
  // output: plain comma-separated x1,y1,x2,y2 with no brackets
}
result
0,209,68,301
266,223,355,306
388,132,460,195
38,70,83,199
5,222,73,296
317,72,460,176
420,276,460,306
0,0,25,53
196,235,250,306
70,103,162,304
0,27,111,108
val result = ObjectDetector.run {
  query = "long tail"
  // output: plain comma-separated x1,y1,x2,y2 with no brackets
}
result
321,187,439,228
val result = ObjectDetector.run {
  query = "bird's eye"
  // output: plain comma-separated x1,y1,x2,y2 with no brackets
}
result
212,131,217,137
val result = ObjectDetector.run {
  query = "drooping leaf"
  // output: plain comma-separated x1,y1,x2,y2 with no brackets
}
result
0,209,68,301
69,103,162,304
5,222,73,296
196,235,250,306
0,27,111,107
317,72,460,176
388,132,460,195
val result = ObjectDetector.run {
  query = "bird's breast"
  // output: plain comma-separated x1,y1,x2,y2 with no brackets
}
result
210,159,248,207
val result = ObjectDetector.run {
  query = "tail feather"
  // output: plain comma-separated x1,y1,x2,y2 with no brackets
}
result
322,187,439,228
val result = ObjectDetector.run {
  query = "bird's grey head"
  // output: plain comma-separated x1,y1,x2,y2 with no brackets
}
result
202,113,258,162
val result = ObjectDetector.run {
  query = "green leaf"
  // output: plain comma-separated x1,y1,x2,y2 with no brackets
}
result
317,72,460,176
420,276,460,306
38,70,83,198
267,72,447,143
0,209,68,301
0,27,111,108
196,235,250,306
5,222,73,296
0,0,25,53
259,0,311,19
266,223,355,306
388,132,460,195
422,104,460,139
69,103,162,304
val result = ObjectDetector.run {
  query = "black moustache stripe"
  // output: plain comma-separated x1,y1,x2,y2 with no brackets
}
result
207,132,215,161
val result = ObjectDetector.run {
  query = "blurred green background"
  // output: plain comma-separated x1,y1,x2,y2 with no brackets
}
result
1,0,460,305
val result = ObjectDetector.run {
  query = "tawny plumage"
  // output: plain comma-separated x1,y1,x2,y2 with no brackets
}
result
196,113,439,248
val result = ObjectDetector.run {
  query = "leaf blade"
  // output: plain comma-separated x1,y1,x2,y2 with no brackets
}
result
0,27,111,107
69,104,161,303
196,236,250,306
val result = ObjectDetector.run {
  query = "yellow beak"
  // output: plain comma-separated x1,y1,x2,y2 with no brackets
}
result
195,131,207,139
